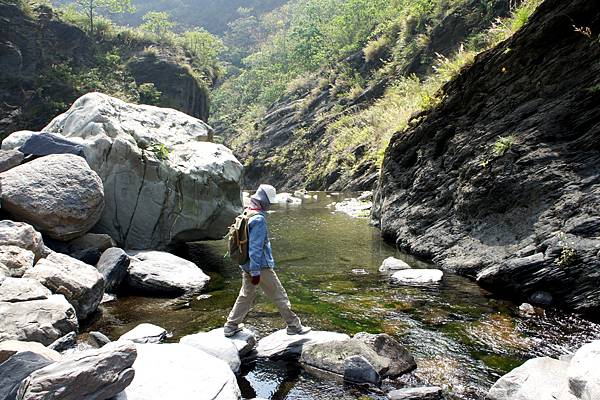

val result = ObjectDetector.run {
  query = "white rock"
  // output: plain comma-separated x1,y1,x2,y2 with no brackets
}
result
0,154,105,241
32,92,243,249
119,323,167,344
387,386,443,400
0,277,51,303
126,250,210,295
0,245,35,277
112,343,241,400
379,256,411,273
0,294,78,345
276,193,302,205
17,341,136,400
486,357,569,400
390,269,443,285
204,328,257,357
0,130,36,150
180,332,241,373
567,340,600,399
0,220,46,261
24,252,105,320
256,330,350,359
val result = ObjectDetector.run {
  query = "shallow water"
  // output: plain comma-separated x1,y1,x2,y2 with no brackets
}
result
90,192,600,399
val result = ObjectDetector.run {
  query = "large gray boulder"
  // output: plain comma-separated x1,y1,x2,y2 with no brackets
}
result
126,250,209,295
23,252,105,320
0,154,104,241
256,330,350,359
17,92,244,249
0,220,46,261
180,332,241,373
486,357,569,400
16,341,137,400
112,343,241,400
0,294,78,345
0,352,54,400
0,246,35,277
0,277,52,303
96,247,129,293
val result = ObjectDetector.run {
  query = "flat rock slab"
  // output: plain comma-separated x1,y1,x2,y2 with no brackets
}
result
486,357,569,400
0,352,54,400
388,386,443,400
180,332,241,373
119,323,167,344
17,341,136,400
112,343,241,400
379,257,411,273
0,277,51,303
0,153,105,241
208,328,257,357
24,252,105,321
256,330,350,359
126,250,210,295
19,131,85,157
0,245,35,277
391,269,443,285
0,220,46,261
0,341,61,364
0,294,78,346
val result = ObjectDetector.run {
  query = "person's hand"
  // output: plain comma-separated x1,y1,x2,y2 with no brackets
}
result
251,275,260,285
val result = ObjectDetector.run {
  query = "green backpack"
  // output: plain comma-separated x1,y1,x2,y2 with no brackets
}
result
227,210,259,265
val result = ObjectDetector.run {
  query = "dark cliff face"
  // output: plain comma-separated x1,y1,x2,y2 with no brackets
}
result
0,2,210,141
0,3,92,138
374,0,600,314
233,0,512,192
127,52,210,122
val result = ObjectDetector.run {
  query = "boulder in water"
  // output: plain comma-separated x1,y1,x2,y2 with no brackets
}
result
16,92,244,249
0,154,104,241
126,250,210,295
256,329,350,359
387,387,443,400
119,323,167,344
391,269,443,285
23,252,105,320
96,247,130,293
379,256,411,273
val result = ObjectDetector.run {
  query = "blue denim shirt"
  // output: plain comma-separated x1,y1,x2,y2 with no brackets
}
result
241,212,275,277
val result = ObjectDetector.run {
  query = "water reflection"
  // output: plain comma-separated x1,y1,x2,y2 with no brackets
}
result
90,192,600,399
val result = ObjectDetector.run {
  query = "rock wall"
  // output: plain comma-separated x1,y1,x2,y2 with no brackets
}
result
373,0,600,314
229,0,513,191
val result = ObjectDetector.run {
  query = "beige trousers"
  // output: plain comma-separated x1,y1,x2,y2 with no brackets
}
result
226,269,301,329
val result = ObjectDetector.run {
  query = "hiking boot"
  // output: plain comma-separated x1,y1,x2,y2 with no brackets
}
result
224,324,244,337
286,325,312,335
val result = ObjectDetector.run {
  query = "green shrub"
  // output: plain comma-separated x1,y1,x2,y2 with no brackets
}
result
138,83,162,105
492,135,516,157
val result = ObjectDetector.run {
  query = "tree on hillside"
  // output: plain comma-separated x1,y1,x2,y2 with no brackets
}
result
140,11,176,43
75,0,134,37
181,28,226,84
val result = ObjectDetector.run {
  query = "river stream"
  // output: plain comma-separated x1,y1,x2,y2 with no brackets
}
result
90,192,600,399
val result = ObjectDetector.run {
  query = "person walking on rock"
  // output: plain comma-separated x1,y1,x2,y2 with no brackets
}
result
224,184,311,337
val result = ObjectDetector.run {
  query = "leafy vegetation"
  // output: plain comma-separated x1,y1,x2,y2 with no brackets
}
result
492,135,516,157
